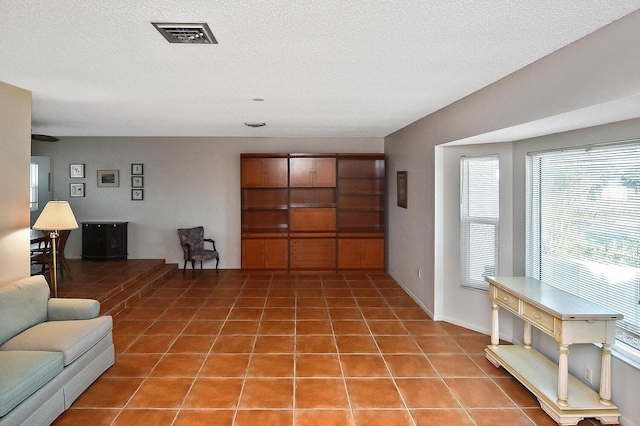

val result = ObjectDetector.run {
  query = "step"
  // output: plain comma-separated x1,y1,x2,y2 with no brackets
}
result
100,263,179,317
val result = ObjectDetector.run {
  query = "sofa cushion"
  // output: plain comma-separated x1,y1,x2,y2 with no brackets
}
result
0,350,63,417
0,276,50,346
47,298,100,321
0,316,112,366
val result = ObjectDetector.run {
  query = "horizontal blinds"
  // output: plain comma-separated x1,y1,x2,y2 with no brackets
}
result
461,155,499,290
528,142,640,351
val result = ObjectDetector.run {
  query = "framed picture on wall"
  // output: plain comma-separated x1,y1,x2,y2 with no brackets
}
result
131,176,144,188
397,171,407,208
70,164,85,178
131,163,144,175
97,170,119,187
131,189,144,200
70,183,85,197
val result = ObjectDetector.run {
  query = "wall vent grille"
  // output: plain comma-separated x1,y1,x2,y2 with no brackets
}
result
152,22,217,44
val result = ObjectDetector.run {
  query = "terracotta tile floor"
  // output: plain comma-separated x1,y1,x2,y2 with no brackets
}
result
50,266,607,425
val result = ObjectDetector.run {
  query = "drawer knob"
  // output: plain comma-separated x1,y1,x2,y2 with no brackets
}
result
534,313,542,320
502,296,509,302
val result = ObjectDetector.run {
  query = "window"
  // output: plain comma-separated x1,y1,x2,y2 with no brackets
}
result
460,155,499,290
29,163,38,211
527,141,640,353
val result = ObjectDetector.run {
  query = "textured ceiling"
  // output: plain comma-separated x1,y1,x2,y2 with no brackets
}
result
2,0,639,138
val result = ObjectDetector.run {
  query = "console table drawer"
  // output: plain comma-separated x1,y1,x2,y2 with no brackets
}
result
495,288,519,312
523,302,555,334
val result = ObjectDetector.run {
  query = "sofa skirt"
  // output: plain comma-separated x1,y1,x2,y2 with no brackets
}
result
0,333,114,426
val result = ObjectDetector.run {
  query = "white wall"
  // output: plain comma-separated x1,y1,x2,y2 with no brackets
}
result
435,142,514,337
0,81,31,285
31,137,383,268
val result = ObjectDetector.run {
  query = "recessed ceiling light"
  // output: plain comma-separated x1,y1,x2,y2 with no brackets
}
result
245,122,266,127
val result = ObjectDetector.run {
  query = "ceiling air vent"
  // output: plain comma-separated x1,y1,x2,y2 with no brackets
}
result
152,22,217,44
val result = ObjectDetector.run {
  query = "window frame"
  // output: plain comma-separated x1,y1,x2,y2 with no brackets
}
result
460,154,500,291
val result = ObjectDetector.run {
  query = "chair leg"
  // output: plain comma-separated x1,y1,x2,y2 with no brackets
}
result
215,257,219,273
183,260,188,273
191,260,196,277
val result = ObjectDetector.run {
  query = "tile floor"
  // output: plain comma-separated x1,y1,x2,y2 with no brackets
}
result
50,268,609,426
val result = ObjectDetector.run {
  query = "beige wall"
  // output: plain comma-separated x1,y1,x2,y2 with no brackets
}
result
384,10,640,426
0,81,31,285
31,137,383,269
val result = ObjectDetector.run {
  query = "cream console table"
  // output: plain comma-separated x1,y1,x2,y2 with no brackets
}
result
485,276,622,426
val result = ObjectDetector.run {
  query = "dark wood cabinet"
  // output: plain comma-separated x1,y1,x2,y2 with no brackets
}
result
241,153,384,271
82,222,128,260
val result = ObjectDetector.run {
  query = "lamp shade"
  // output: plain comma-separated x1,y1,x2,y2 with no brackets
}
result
33,201,79,231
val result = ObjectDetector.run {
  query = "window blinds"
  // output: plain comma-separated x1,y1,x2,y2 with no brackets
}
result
527,141,640,351
460,155,499,290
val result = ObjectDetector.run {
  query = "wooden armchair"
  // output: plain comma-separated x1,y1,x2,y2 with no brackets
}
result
177,226,219,275
30,229,73,284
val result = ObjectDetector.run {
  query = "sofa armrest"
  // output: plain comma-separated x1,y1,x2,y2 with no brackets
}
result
47,298,100,321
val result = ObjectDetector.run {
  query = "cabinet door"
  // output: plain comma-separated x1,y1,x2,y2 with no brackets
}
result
290,158,315,187
312,157,336,187
337,239,360,269
290,157,336,187
242,239,265,269
242,158,287,187
360,239,384,268
290,208,336,231
107,223,127,257
264,239,289,269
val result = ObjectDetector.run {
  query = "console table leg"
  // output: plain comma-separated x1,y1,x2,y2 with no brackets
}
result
523,322,532,349
599,344,612,405
557,344,570,406
491,302,500,347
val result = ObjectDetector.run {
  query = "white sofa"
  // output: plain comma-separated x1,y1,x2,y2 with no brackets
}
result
0,276,114,426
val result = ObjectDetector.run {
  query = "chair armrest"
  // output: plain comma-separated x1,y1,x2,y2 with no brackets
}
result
204,238,217,251
47,298,100,321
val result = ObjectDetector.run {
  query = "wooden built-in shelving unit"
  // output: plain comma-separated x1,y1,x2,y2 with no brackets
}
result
240,153,385,271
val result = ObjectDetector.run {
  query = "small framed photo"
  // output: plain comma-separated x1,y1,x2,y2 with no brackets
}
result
131,189,144,200
70,164,85,178
131,176,144,188
131,163,144,175
397,171,408,209
97,170,119,187
70,183,85,197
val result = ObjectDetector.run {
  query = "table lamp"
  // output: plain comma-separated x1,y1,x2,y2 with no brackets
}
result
33,201,79,297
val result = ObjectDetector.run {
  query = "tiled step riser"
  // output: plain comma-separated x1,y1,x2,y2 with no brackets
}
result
101,265,178,317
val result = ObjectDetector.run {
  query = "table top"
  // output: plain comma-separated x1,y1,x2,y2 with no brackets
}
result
486,276,623,321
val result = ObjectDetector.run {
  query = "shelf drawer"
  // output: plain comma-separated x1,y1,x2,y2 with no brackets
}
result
494,287,520,312
523,302,555,334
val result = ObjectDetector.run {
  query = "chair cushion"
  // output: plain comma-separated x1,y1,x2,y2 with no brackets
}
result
0,276,50,346
0,316,112,366
190,249,219,261
0,350,63,417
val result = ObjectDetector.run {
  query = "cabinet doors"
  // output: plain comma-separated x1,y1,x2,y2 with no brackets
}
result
290,157,336,187
338,238,384,269
242,238,288,269
290,238,336,269
82,222,128,260
241,157,288,187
